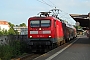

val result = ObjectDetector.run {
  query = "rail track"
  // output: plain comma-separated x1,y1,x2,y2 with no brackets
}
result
11,53,42,60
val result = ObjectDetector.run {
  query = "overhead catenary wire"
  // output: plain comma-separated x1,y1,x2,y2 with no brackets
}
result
36,0,61,12
48,0,56,8
37,0,53,8
36,0,73,23
36,0,44,3
36,0,70,15
42,0,54,7
36,0,46,5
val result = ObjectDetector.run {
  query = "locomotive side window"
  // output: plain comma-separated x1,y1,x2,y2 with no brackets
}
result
30,20,40,27
41,20,50,27
54,20,56,27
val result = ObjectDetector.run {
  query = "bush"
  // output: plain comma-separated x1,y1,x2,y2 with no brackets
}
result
0,45,13,60
0,40,26,60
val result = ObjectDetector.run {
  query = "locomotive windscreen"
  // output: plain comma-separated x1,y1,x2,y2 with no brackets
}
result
30,20,51,27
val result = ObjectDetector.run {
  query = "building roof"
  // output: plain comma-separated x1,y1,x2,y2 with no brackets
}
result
70,14,90,29
0,20,9,25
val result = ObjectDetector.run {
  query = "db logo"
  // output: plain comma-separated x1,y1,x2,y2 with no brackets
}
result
38,31,42,34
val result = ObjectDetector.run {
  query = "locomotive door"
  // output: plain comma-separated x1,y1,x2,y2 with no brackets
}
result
54,20,57,38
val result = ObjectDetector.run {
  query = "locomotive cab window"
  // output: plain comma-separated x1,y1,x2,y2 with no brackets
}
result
30,20,51,27
41,20,50,27
30,20,40,27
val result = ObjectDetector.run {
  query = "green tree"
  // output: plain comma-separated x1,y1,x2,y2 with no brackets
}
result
14,30,19,35
0,31,3,35
8,22,15,28
19,23,26,27
15,25,19,27
0,30,8,35
2,30,8,35
74,25,82,30
8,28,16,35
8,22,19,35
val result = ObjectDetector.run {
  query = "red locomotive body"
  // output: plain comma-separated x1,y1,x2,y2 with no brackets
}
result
28,16,65,51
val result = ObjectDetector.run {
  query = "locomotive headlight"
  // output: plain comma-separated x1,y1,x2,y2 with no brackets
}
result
49,36,51,38
30,36,32,38
39,28,41,30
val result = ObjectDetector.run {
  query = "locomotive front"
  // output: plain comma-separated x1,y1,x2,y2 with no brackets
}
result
28,16,55,52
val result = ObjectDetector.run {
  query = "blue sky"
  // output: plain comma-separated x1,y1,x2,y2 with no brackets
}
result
0,0,90,26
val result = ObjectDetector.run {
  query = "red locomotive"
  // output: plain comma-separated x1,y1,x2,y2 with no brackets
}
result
28,11,76,52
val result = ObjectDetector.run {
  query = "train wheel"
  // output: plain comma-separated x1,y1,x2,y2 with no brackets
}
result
65,39,68,43
50,43,58,49
49,44,53,50
60,41,64,46
53,43,58,48
60,41,62,46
